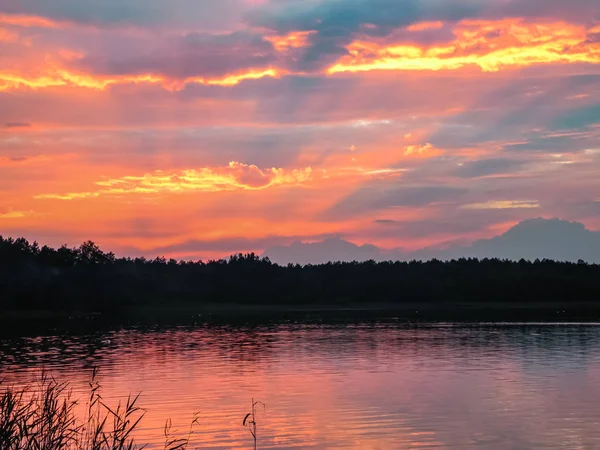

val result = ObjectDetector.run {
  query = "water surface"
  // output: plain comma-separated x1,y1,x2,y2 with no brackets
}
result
2,322,600,449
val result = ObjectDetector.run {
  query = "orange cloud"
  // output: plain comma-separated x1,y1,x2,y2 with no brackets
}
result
265,31,315,52
0,154,81,171
0,66,283,92
194,68,281,86
461,200,540,210
34,162,314,200
0,13,60,28
6,18,596,94
328,19,600,74
406,21,445,32
0,209,36,219
404,143,441,158
0,27,19,42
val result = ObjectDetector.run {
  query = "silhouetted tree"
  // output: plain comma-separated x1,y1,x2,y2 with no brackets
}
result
0,235,599,315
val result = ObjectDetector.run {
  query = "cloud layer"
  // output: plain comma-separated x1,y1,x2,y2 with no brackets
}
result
0,0,599,259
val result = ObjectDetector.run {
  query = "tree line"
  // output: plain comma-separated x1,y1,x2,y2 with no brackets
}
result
1,235,599,312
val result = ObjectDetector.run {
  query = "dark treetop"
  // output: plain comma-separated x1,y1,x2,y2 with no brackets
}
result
1,236,599,314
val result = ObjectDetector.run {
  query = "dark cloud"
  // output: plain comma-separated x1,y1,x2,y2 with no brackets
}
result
323,184,468,220
544,200,600,222
1,0,596,36
390,24,457,46
178,74,358,101
263,218,600,264
245,0,598,71
454,217,600,263
379,219,492,239
365,194,548,242
180,74,380,123
262,236,404,265
246,0,482,71
371,202,539,241
294,33,351,71
503,134,597,153
0,124,316,168
148,233,335,255
247,0,478,34
0,0,250,29
427,74,600,151
102,218,180,240
454,158,528,178
144,125,317,167
497,0,600,22
75,31,277,79
551,105,600,130
0,0,161,26
5,122,31,128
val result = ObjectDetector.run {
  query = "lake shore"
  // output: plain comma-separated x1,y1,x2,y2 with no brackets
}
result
3,300,600,329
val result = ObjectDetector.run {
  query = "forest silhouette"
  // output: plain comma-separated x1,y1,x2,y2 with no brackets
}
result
1,235,600,316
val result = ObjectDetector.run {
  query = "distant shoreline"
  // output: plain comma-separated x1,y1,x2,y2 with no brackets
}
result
3,301,600,325
3,236,600,332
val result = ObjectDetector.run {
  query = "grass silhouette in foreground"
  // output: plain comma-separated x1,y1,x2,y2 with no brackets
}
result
243,399,265,450
0,370,209,450
2,236,600,319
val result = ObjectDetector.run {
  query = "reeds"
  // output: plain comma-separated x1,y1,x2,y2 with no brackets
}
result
242,398,265,450
0,370,203,450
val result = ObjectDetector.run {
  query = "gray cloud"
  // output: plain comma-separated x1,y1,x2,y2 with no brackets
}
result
454,158,528,178
246,0,484,71
497,0,600,22
75,31,277,79
372,215,502,239
426,74,600,151
247,0,479,34
323,184,468,220
442,217,600,263
373,219,398,225
263,218,600,265
4,0,593,30
0,0,250,29
0,0,162,26
544,200,600,222
368,196,548,241
263,236,404,265
148,233,336,256
102,217,181,240
5,122,31,128
503,134,598,153
245,0,598,71
550,105,600,131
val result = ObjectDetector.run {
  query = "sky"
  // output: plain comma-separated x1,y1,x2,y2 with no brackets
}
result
0,0,599,260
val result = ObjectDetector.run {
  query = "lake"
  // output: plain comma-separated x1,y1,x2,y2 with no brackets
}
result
2,321,600,449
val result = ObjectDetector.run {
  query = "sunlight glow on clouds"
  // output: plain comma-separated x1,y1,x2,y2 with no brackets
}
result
0,67,282,91
265,31,316,52
35,162,314,200
0,13,60,28
461,200,541,210
329,19,600,74
0,210,35,219
0,0,599,258
404,143,441,158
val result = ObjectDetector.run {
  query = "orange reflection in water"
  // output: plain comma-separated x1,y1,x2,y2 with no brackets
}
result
2,324,600,449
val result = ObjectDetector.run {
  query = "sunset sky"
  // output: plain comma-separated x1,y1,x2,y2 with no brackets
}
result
1,0,599,260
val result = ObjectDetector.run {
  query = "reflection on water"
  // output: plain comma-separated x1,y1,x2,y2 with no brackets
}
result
2,322,600,449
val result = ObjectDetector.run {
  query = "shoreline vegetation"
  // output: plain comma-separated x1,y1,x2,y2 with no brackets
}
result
0,370,207,450
2,236,600,322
